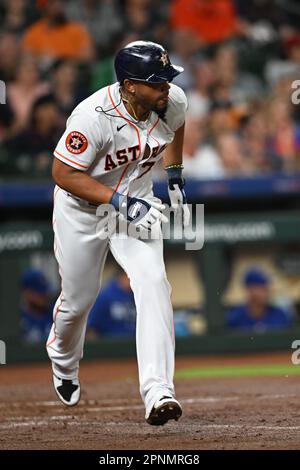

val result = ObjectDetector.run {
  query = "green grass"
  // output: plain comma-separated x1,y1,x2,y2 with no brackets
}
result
175,363,300,379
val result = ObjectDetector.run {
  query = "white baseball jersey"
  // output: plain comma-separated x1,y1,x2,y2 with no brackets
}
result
47,81,188,419
53,82,188,198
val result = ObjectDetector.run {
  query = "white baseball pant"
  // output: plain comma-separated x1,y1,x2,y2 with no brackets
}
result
46,187,176,418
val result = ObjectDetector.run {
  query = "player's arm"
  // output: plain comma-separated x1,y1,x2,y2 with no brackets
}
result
162,123,190,227
53,111,114,205
163,122,185,167
52,158,113,205
53,159,167,229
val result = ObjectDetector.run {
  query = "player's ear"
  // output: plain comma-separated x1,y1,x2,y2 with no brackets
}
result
123,79,136,96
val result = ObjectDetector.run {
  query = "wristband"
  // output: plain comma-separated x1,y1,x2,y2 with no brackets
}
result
165,164,184,169
110,191,124,210
165,166,183,180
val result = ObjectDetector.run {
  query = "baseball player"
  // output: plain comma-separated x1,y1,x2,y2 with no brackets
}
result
46,40,189,425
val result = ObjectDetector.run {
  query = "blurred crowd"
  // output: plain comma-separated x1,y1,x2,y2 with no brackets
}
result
1,0,300,179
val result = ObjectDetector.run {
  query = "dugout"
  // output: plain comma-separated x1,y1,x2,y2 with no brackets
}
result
0,175,300,363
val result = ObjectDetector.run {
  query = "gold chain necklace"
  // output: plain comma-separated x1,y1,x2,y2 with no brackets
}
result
120,90,150,122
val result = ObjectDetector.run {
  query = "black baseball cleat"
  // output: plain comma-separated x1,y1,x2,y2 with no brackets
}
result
146,396,182,426
53,374,81,406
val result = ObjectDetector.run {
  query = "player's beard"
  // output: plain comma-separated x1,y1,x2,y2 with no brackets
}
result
152,103,168,122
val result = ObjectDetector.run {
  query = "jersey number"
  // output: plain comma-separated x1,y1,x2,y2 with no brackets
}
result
137,161,156,179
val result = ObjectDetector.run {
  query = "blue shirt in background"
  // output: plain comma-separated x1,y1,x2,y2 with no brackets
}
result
227,304,292,331
88,278,136,337
21,306,53,343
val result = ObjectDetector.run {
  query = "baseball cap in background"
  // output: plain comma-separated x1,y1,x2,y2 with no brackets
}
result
21,269,50,294
243,268,270,287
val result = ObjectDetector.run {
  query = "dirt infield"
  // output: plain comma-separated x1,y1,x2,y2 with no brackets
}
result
1,351,300,450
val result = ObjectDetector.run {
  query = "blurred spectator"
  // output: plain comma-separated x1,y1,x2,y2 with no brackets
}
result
266,96,300,171
66,0,123,56
0,0,300,181
20,268,54,343
242,108,272,174
186,105,260,177
265,34,300,124
5,94,63,176
121,0,166,45
265,33,300,88
183,116,225,179
22,0,94,69
235,0,285,46
214,131,249,176
235,0,286,28
186,59,216,119
227,267,293,331
0,31,20,82
0,0,38,37
208,100,240,136
86,271,136,338
50,59,86,119
169,29,200,91
171,0,239,44
214,43,264,104
7,55,50,131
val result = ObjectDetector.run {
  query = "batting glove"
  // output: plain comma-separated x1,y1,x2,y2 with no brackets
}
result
110,192,167,232
166,165,190,227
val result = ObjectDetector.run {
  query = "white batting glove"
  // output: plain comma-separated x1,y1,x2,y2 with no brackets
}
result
129,199,168,232
166,166,190,227
110,192,167,234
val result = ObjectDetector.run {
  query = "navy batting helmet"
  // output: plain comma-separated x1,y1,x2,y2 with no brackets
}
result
114,40,184,84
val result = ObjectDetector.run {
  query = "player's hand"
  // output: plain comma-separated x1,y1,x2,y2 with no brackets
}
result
126,197,168,232
166,166,190,227
110,192,167,232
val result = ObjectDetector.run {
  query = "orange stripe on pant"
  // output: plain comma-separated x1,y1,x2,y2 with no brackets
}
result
46,294,63,348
